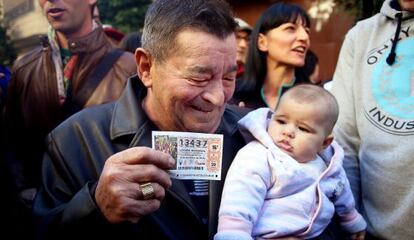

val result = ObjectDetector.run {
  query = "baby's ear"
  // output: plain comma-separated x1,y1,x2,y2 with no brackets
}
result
321,134,334,150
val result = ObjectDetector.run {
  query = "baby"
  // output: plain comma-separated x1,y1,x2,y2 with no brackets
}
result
215,84,366,240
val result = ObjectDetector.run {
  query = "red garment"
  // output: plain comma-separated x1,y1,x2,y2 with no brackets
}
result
61,55,79,104
236,63,245,78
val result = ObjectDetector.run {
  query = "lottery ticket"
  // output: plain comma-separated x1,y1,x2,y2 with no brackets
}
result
152,131,223,180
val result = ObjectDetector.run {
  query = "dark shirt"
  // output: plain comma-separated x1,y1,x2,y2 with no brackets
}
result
230,70,310,110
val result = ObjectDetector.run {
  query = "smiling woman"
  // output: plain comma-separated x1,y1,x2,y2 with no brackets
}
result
230,2,311,110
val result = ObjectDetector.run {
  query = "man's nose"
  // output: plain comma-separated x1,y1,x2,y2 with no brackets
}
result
202,79,225,106
238,38,248,48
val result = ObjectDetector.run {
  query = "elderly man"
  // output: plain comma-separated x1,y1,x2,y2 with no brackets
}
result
33,0,247,239
234,17,252,78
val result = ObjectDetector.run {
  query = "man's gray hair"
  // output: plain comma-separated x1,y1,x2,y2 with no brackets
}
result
141,0,237,63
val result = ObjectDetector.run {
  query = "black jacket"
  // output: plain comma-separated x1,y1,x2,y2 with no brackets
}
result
33,76,247,240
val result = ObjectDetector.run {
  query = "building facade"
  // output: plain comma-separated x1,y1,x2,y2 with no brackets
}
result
1,0,48,55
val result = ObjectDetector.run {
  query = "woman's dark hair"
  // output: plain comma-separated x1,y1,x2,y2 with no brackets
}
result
242,2,310,91
302,49,319,77
295,49,318,83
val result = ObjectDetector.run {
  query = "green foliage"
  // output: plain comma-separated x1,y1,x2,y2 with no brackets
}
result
335,0,384,20
0,24,16,67
97,0,151,34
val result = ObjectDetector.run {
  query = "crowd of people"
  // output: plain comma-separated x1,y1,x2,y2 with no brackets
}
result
0,0,413,239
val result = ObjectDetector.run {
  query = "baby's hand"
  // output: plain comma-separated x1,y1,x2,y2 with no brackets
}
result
350,230,365,240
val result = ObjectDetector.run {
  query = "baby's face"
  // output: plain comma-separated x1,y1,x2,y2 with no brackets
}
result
268,97,330,163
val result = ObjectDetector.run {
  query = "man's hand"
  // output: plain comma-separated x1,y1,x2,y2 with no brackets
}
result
95,147,175,223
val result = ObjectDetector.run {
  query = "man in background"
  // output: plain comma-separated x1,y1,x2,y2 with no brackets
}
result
234,17,252,78
4,0,135,236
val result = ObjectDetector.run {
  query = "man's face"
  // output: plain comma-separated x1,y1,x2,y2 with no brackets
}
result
236,30,250,64
399,0,414,11
38,0,97,37
143,29,237,133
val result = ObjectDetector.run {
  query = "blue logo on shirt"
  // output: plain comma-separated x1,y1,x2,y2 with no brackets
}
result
366,37,414,135
371,38,414,119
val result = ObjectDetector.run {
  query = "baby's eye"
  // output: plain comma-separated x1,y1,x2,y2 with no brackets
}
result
276,119,286,125
298,126,310,132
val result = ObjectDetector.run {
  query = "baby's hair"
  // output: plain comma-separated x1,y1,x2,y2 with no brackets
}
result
279,84,339,133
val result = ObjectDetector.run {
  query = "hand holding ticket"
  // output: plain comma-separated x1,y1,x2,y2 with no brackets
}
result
152,131,223,180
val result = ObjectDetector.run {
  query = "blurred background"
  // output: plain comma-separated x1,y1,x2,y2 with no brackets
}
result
0,0,383,83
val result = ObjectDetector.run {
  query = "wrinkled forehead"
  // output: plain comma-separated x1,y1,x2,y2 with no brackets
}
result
175,29,236,58
162,30,237,74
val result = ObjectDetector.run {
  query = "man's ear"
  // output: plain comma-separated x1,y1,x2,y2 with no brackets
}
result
321,134,334,150
135,48,153,88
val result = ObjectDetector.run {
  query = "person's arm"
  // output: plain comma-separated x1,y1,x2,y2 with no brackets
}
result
331,28,362,208
332,164,366,235
215,144,271,240
33,133,174,237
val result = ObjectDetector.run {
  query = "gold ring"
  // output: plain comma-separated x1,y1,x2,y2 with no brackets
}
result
139,182,155,200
